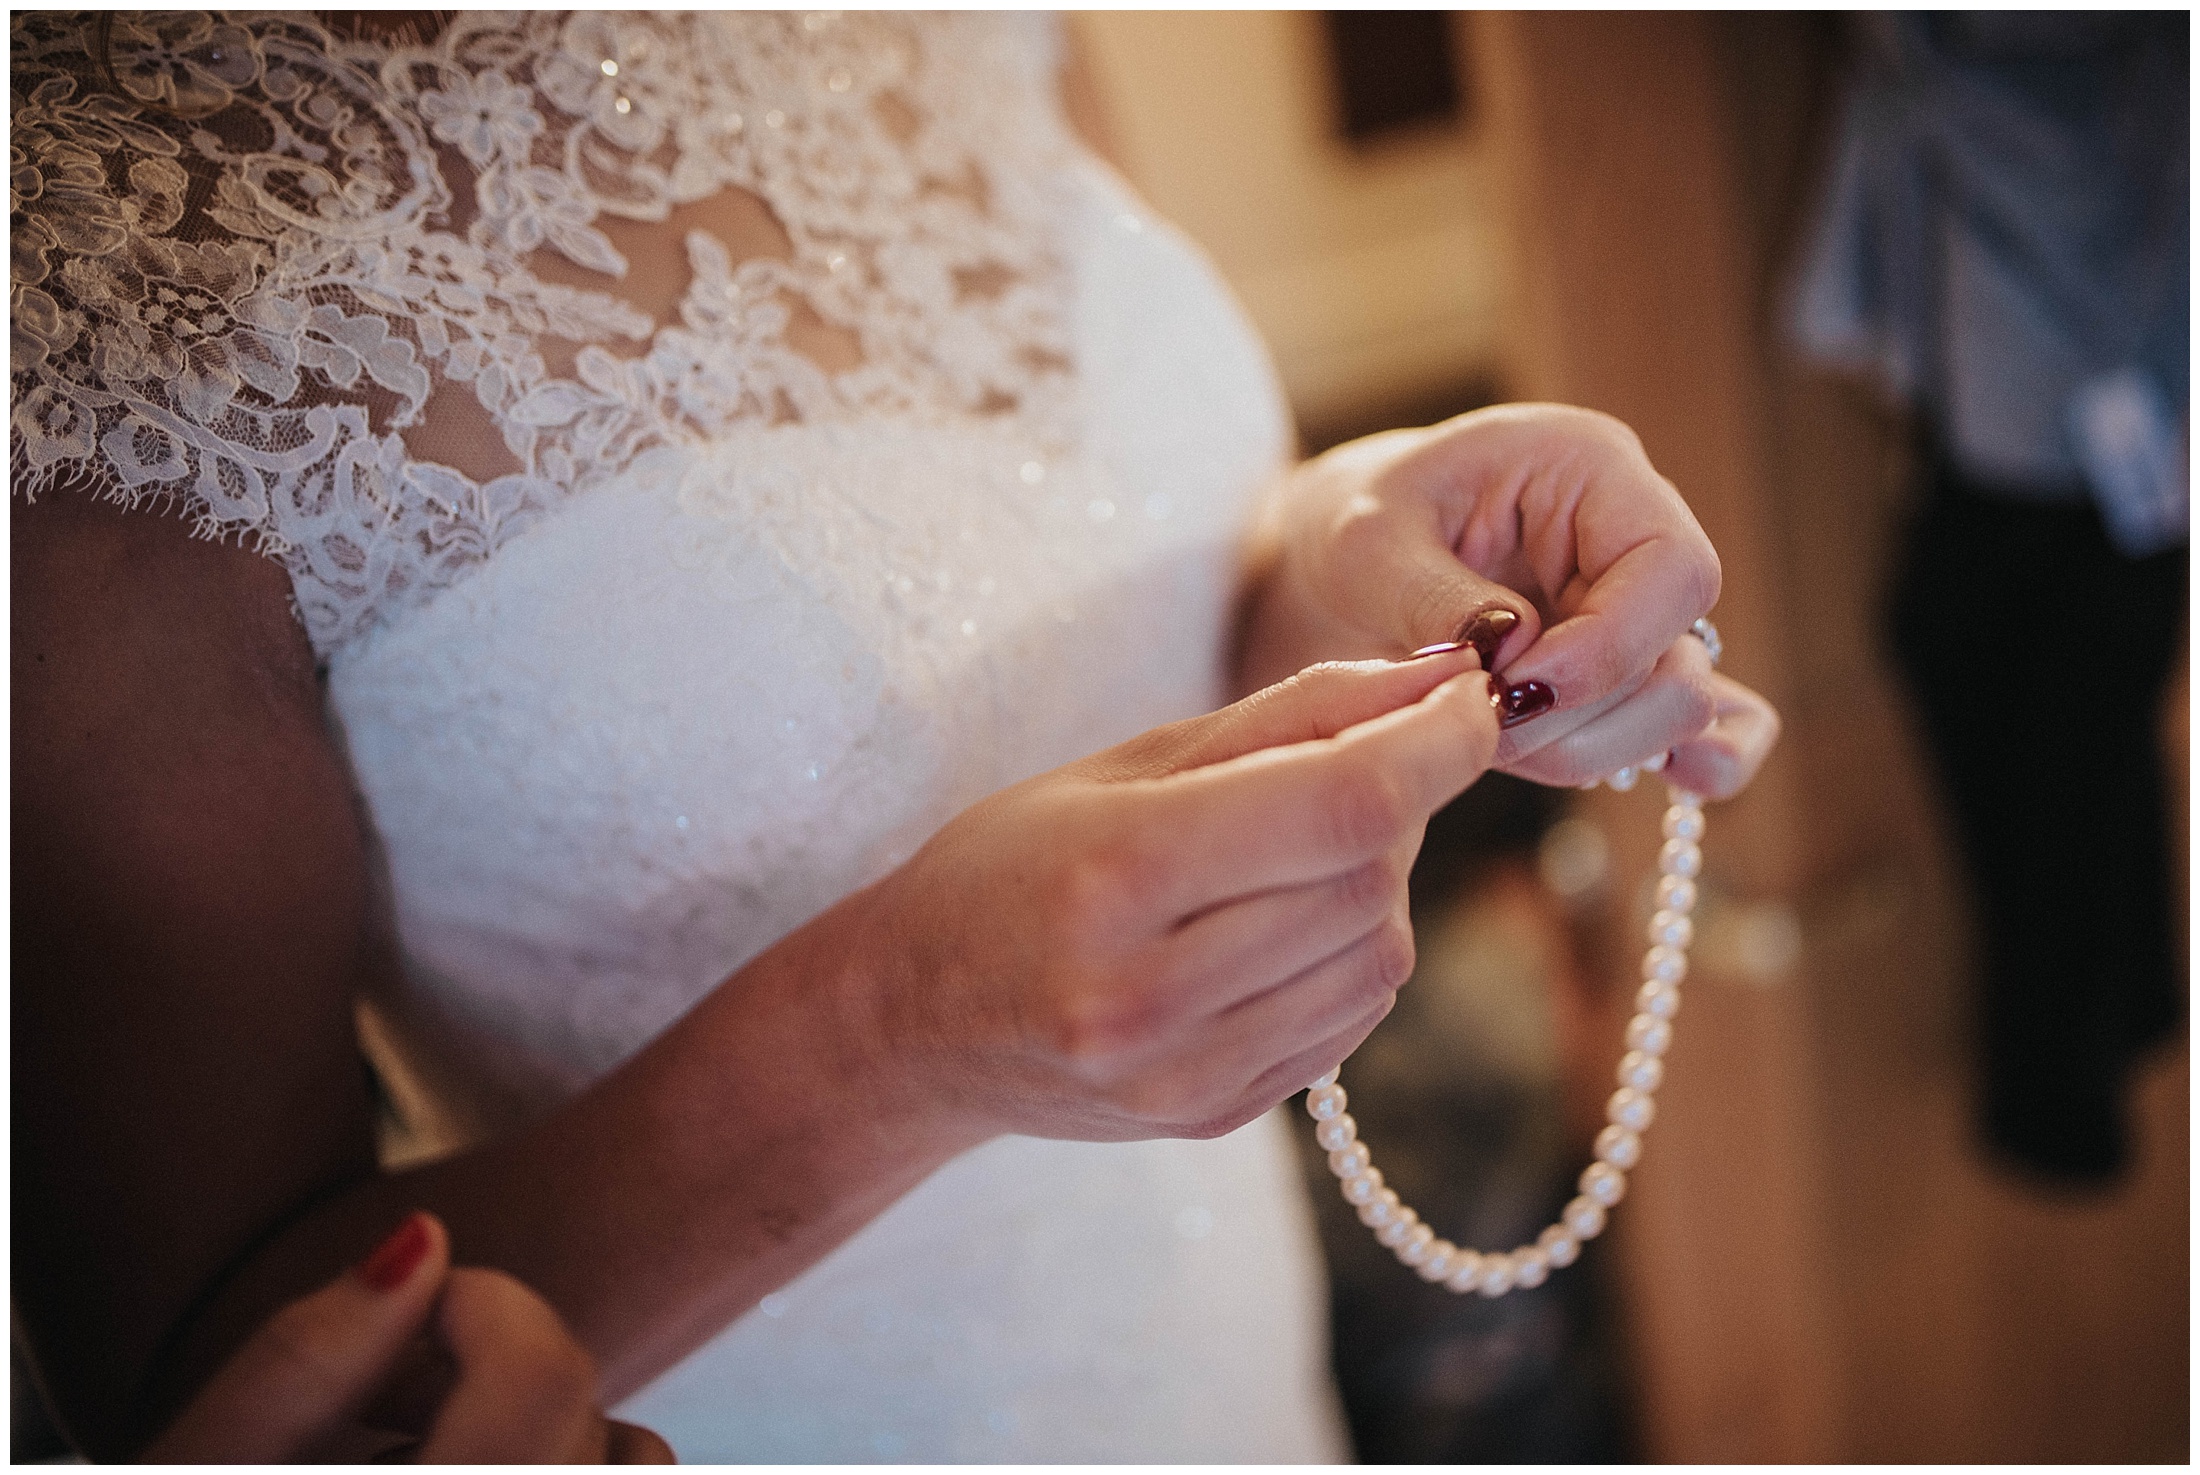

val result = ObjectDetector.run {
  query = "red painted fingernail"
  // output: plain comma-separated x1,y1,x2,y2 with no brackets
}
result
1497,680,1556,727
1455,608,1520,673
355,1212,432,1292
1407,640,1465,660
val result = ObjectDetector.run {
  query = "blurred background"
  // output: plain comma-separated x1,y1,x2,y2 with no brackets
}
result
1076,11,2188,1463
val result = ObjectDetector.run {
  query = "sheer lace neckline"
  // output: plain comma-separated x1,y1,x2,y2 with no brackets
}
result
12,11,1078,656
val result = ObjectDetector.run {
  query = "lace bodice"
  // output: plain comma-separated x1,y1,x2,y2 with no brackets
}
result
13,10,1077,655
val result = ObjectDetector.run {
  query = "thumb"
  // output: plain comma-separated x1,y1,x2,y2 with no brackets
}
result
1361,515,1543,673
1085,644,1490,781
1298,428,1545,666
416,1268,611,1463
144,1212,450,1462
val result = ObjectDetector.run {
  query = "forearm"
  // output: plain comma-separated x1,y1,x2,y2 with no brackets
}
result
154,885,984,1422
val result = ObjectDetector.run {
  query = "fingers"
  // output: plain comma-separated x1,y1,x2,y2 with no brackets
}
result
143,1212,450,1463
1459,410,1718,721
1331,406,1720,752
606,1418,680,1463
1498,632,1779,801
1354,518,1544,669
1492,527,1719,760
1137,667,1499,910
1184,996,1400,1143
1159,851,1409,1017
141,1211,667,1465
1256,1002,1402,1111
1188,920,1408,1135
1145,914,1413,1137
1664,673,1781,800
1293,427,1545,665
1088,644,1483,781
1499,633,1718,787
417,1268,612,1464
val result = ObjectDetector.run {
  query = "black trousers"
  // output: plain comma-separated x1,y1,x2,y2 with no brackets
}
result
1889,457,2187,1183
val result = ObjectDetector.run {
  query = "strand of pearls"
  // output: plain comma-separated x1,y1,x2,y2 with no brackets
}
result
1304,778,1707,1297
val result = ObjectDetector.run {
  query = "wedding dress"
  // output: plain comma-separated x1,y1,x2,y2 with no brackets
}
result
12,11,1347,1461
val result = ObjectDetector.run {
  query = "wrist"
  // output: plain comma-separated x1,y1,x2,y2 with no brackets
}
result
734,878,998,1165
556,884,988,1394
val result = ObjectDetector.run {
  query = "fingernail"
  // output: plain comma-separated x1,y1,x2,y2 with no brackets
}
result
355,1212,432,1292
1496,680,1556,727
1406,640,1465,660
1455,609,1520,672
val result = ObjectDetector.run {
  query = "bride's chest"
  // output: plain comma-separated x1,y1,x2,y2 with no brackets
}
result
325,163,1292,1036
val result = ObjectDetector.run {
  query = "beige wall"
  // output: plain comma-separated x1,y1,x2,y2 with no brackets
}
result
1072,11,1504,432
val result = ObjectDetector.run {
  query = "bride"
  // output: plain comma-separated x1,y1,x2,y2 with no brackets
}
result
11,11,1776,1460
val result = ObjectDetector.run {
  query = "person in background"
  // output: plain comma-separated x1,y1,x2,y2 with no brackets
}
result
1792,12,2188,1182
144,1211,671,1462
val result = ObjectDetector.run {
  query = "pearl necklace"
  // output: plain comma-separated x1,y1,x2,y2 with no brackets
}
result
1305,622,1721,1296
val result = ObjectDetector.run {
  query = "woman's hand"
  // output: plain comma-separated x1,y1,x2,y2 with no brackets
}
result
143,1212,673,1463
1245,403,1778,799
842,645,1499,1143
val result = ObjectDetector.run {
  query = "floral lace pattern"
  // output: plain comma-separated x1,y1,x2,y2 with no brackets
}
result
11,11,1076,656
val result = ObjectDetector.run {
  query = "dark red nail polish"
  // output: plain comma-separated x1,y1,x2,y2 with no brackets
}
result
356,1212,432,1292
1497,680,1556,727
1455,608,1520,673
1407,640,1465,660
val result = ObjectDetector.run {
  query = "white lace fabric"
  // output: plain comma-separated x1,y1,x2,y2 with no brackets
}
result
12,10,1075,656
